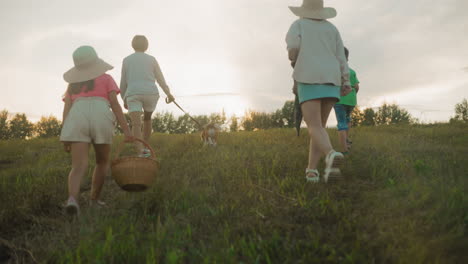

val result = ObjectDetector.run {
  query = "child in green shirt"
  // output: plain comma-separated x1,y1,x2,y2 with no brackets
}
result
333,47,360,154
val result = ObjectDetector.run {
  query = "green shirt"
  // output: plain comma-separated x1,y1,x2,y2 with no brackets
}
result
337,68,359,106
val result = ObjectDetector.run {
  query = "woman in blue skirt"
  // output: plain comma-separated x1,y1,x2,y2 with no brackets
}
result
286,0,352,183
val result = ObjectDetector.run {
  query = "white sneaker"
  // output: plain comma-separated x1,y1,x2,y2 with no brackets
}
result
323,150,345,183
89,199,107,209
65,196,80,216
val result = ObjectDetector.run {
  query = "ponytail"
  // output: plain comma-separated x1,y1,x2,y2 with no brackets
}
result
67,79,95,95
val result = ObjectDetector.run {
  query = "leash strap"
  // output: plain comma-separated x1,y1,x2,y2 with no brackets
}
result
166,98,203,129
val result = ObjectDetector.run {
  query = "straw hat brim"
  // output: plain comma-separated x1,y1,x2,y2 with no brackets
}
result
63,58,113,83
289,6,337,19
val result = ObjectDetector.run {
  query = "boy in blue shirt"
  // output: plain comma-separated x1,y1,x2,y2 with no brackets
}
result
334,47,360,155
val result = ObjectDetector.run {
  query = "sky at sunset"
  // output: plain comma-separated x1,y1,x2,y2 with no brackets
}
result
1,0,467,124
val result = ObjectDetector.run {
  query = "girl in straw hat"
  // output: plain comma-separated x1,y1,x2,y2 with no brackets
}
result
61,46,134,216
286,0,352,183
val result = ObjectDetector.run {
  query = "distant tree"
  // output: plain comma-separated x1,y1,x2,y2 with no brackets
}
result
280,101,295,128
229,115,239,132
34,116,62,138
451,98,468,123
270,109,285,128
0,110,10,140
374,103,412,125
115,113,131,134
9,113,33,139
194,115,210,129
152,111,177,133
242,111,255,131
241,111,275,131
206,110,227,131
351,106,365,127
209,109,227,127
361,108,376,126
178,114,199,134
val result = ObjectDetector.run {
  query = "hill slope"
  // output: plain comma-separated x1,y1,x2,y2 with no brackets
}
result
0,124,467,263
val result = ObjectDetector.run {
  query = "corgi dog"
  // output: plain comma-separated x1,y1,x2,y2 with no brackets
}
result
201,123,218,146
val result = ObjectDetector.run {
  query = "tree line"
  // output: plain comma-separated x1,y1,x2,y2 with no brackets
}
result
1,99,466,140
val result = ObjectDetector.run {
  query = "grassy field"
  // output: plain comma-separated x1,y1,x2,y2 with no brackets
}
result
0,124,467,263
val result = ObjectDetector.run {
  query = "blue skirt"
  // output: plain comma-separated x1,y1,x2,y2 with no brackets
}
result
297,83,340,104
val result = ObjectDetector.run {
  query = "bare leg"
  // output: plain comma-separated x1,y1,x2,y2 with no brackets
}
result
320,98,336,127
143,111,153,143
129,111,143,151
68,143,90,200
321,98,342,152
308,138,322,170
347,122,352,141
90,144,111,201
301,99,334,170
338,130,348,152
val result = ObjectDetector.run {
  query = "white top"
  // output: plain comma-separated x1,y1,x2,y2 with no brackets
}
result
286,19,350,86
120,52,171,99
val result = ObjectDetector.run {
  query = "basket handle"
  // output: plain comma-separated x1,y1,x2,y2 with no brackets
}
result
114,138,156,159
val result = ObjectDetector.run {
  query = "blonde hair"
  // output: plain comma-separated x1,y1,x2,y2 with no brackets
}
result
132,35,149,52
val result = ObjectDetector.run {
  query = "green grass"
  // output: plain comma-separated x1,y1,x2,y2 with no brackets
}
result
0,124,467,263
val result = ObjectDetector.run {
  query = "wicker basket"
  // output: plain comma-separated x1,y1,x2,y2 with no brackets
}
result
111,138,159,192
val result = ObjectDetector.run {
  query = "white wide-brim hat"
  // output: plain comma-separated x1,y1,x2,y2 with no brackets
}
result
63,46,113,83
289,0,337,20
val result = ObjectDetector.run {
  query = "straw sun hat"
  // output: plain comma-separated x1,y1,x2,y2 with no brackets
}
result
289,0,337,20
63,46,113,83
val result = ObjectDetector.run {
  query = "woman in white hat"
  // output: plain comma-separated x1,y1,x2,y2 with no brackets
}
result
286,0,352,183
61,46,134,216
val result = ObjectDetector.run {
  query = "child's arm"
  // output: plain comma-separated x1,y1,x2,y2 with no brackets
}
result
109,91,133,142
288,49,298,95
335,31,351,95
62,95,72,152
62,96,72,124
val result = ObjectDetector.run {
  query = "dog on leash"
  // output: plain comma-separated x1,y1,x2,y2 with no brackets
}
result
201,123,218,146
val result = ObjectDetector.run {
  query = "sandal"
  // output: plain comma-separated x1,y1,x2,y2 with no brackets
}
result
305,169,320,183
324,150,345,183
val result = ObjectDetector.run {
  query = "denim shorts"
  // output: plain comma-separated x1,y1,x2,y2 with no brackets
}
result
334,104,354,131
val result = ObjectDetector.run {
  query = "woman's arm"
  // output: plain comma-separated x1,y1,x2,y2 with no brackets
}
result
335,30,352,96
335,30,350,87
286,21,301,66
153,59,175,102
120,60,128,101
108,91,133,141
288,48,299,66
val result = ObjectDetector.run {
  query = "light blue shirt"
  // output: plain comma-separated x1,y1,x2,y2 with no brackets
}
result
286,19,350,86
120,52,171,100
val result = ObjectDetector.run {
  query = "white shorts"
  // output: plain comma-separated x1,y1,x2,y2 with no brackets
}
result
60,97,116,144
126,94,159,113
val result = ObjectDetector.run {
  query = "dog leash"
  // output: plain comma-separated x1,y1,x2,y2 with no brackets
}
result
166,98,203,129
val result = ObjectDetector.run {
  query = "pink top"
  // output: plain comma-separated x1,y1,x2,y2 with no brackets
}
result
64,74,120,102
